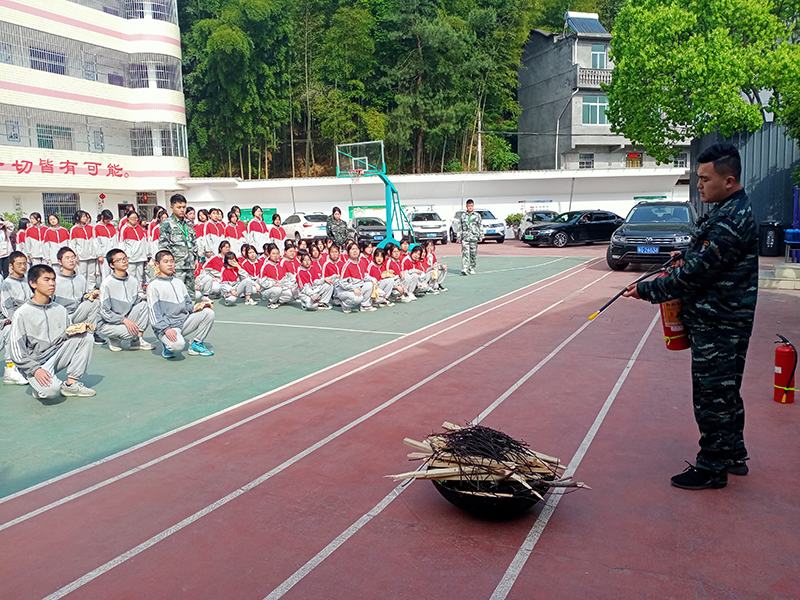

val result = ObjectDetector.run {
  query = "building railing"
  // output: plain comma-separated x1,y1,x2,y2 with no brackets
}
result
578,68,613,88
65,0,178,26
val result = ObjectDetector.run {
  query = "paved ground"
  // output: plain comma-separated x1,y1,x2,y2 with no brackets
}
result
1,239,798,600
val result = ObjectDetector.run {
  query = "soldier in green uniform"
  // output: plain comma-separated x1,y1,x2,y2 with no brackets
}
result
159,194,200,298
624,144,758,490
458,199,483,275
326,207,349,248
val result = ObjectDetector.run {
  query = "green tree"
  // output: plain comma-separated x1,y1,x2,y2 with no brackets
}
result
606,0,794,163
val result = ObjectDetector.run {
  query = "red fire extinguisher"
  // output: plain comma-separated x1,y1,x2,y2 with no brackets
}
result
658,273,689,351
774,334,797,404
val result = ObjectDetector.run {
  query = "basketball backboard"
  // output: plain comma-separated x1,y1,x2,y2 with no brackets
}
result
336,141,386,178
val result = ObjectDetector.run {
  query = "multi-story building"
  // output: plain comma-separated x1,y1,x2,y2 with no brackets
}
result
0,0,189,222
518,11,690,175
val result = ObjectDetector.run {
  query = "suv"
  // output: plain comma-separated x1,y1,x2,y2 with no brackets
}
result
409,211,448,244
348,216,389,244
606,201,698,270
449,209,506,243
282,212,329,242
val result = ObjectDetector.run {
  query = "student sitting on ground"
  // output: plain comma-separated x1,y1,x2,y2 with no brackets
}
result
53,247,101,331
399,236,412,258
258,243,294,309
384,243,417,302
196,240,230,300
1,251,32,384
220,252,258,306
296,250,333,310
424,240,448,292
358,240,374,271
309,244,324,276
8,263,96,399
405,244,434,294
96,249,154,352
281,240,300,299
148,250,215,359
335,241,377,313
368,248,397,306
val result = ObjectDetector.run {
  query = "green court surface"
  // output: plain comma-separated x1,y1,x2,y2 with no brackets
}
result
0,256,588,498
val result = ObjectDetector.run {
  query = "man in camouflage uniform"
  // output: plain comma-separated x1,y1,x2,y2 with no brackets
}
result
624,143,758,490
458,199,483,275
159,194,200,298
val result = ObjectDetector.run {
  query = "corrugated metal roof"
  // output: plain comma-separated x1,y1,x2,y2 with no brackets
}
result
565,11,608,35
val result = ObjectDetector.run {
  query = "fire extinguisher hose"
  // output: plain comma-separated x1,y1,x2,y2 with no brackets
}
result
775,334,798,402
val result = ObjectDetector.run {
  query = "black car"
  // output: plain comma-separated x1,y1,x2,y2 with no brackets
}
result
606,201,698,270
348,217,389,244
522,210,623,248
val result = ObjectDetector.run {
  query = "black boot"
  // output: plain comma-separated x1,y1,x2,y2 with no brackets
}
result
671,463,727,490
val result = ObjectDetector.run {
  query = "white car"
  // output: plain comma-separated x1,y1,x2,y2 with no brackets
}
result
408,211,448,244
282,212,329,242
449,209,506,243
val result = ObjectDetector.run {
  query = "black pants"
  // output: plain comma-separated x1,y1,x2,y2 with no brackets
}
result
687,323,751,472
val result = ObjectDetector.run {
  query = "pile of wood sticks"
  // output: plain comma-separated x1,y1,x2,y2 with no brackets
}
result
387,422,589,499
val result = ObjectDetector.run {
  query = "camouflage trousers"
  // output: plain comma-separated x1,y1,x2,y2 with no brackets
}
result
174,268,197,297
687,323,751,472
461,239,478,271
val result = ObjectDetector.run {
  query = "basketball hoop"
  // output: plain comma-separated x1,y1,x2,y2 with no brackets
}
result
349,169,364,183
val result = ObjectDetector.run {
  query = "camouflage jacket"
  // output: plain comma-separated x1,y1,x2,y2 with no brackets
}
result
459,210,483,242
159,214,198,269
326,215,349,246
637,188,758,330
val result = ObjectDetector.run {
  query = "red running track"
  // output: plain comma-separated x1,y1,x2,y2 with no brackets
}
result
1,258,798,600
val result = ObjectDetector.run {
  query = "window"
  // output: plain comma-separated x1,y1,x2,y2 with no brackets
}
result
43,193,79,220
152,0,170,21
674,152,689,168
93,129,105,151
582,95,608,125
0,42,12,65
29,47,66,75
283,215,300,225
83,60,96,81
126,1,145,19
108,72,124,86
160,128,177,156
579,153,594,169
591,212,616,222
591,44,606,69
36,125,73,150
130,127,153,156
129,63,149,88
626,152,643,168
6,120,20,143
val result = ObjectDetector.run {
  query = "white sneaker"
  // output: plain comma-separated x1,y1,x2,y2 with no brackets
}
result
428,289,440,295
61,381,96,397
3,365,28,386
360,306,377,312
268,302,280,309
397,295,412,303
130,337,155,351
342,306,352,313
245,298,258,306
468,268,476,275
108,339,122,352
406,293,417,301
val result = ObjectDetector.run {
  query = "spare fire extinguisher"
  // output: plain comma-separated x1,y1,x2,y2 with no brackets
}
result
658,272,689,351
774,334,797,404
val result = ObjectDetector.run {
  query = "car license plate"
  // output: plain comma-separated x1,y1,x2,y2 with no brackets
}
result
637,246,659,254
426,233,437,237
524,235,534,240
486,229,496,234
374,235,384,241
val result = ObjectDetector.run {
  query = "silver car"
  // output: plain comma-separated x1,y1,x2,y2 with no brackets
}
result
409,211,448,244
449,209,506,243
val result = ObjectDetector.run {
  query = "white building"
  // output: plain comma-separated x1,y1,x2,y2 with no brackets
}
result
0,0,189,222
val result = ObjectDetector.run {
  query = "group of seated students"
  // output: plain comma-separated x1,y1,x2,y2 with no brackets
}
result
195,236,448,312
0,247,215,398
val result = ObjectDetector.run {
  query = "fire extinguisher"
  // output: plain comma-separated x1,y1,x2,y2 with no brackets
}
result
658,272,689,351
774,334,797,404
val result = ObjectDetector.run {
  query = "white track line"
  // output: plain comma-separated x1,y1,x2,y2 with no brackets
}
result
0,257,590,507
262,300,604,600
479,257,573,275
488,312,660,600
42,273,604,600
215,321,407,336
1,261,600,531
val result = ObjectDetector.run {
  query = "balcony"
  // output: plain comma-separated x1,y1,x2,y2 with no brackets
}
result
578,68,613,88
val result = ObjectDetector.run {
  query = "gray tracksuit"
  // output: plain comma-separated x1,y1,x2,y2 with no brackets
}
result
221,271,257,306
147,275,215,352
1,274,32,359
96,273,149,341
8,300,93,399
296,268,334,310
334,277,374,311
53,272,99,325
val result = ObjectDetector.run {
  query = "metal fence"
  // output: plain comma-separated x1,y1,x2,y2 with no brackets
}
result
1,103,188,157
0,21,182,92
65,0,178,25
690,122,800,225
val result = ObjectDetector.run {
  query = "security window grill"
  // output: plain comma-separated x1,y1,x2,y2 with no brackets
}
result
0,103,188,157
674,152,688,168
37,124,73,150
65,0,178,24
43,193,80,220
582,95,608,125
579,153,594,169
0,21,183,91
591,44,606,69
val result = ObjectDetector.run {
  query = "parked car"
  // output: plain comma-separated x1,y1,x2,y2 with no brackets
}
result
522,210,623,248
348,216,389,244
449,209,507,243
606,201,698,270
282,212,329,242
408,211,448,244
519,210,559,237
